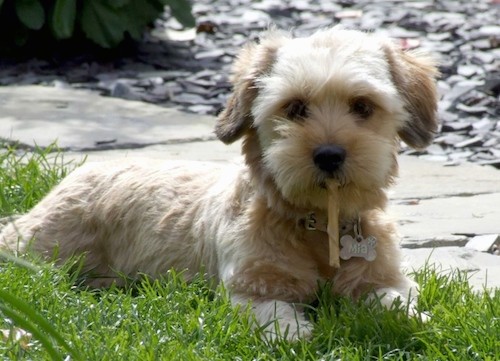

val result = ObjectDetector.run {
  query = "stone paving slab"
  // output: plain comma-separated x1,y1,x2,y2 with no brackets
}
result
63,141,242,164
401,247,500,292
1,85,498,290
0,85,216,150
390,156,500,200
388,156,500,243
392,193,500,242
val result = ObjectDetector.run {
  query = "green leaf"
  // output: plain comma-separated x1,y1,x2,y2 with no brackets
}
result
51,0,77,39
125,0,163,40
14,25,30,46
0,0,4,11
15,0,45,30
81,0,127,48
161,0,196,28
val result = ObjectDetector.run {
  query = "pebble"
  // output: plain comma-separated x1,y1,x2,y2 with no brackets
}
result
110,81,142,101
454,136,485,148
0,0,498,168
441,120,471,132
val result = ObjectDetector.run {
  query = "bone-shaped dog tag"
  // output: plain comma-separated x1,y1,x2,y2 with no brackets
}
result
339,234,377,261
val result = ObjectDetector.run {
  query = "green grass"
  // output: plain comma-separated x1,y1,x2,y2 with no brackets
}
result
0,146,499,360
0,143,79,218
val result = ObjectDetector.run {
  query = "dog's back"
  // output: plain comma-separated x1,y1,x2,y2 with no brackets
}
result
0,160,243,286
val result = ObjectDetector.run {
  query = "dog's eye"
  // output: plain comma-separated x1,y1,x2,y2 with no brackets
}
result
350,98,374,119
284,99,309,120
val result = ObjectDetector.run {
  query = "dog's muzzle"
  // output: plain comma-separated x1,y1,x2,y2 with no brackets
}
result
313,144,346,175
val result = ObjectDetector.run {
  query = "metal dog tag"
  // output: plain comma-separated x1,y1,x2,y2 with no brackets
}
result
339,234,377,261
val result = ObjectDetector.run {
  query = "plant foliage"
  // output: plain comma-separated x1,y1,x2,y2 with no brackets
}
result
0,0,195,49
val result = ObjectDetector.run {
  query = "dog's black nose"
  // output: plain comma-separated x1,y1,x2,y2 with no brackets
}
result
313,145,346,173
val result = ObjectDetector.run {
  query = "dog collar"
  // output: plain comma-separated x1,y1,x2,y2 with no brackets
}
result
300,212,354,234
300,213,377,262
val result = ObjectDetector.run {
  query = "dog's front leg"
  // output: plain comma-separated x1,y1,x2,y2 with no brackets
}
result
219,255,317,341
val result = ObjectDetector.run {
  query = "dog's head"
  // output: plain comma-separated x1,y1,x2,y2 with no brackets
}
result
216,27,438,215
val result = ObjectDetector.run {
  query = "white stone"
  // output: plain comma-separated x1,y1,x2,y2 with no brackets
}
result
465,234,500,253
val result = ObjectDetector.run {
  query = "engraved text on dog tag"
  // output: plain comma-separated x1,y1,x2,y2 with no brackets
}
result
339,234,377,261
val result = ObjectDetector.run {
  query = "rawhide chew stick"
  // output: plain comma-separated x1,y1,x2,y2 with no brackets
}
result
327,182,341,268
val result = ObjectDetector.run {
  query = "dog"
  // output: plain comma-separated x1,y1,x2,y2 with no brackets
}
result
0,27,438,340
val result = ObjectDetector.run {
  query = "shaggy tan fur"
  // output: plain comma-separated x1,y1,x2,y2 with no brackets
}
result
0,27,438,340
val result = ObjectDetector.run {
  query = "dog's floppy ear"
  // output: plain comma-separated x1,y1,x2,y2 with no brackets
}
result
384,45,439,149
216,32,286,144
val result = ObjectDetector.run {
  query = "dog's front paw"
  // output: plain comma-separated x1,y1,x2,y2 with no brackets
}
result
232,295,313,341
262,311,313,341
370,286,429,321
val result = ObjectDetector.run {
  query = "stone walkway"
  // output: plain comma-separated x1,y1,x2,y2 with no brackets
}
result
1,85,499,291
2,0,498,167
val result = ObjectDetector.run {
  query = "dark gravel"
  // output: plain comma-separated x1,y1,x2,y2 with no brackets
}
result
0,0,498,168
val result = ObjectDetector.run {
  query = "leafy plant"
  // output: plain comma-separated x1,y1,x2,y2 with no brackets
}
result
0,0,195,49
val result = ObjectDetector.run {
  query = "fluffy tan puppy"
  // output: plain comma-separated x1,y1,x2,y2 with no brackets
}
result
0,27,438,340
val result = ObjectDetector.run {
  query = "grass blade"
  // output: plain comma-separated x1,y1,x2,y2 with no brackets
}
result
0,289,80,360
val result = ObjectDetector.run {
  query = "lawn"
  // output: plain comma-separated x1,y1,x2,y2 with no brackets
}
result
0,146,498,361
